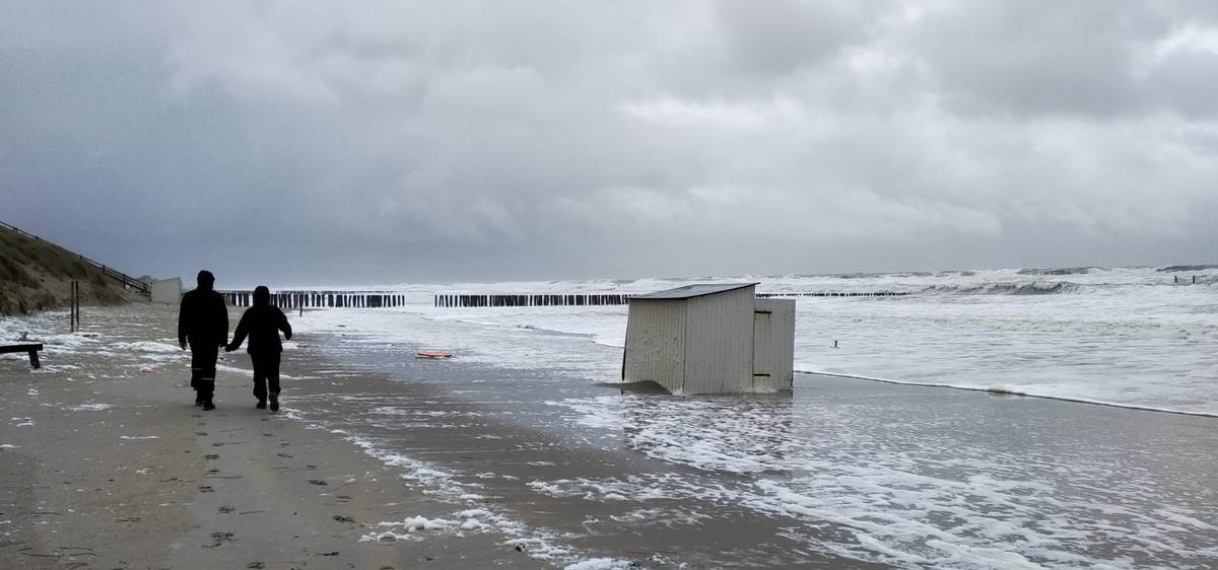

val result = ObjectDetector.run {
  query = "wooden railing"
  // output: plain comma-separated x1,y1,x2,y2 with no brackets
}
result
0,220,151,295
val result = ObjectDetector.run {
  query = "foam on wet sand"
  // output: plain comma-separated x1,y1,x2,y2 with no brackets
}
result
3,300,1217,569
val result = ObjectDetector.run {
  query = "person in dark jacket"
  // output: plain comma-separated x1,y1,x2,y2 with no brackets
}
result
225,286,292,412
178,270,229,411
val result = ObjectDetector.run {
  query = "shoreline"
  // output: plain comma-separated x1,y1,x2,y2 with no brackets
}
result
802,369,1218,419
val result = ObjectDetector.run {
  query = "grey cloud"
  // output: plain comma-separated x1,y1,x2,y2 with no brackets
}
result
900,1,1218,120
2,1,1216,285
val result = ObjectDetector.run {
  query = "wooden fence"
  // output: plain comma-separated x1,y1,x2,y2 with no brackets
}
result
0,220,150,294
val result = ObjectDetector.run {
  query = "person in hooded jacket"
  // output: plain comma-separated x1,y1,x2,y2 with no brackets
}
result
225,286,292,411
178,270,229,410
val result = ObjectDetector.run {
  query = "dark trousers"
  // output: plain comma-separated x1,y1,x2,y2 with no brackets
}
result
190,345,219,403
251,352,281,403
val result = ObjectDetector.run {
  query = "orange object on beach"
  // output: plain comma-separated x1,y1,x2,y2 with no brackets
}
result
416,350,453,360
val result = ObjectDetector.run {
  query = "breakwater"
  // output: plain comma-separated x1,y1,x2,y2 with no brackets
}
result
436,292,911,307
219,290,913,308
220,290,406,308
433,294,632,307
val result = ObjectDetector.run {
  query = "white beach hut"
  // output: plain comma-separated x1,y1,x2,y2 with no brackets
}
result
623,283,795,395
150,278,182,305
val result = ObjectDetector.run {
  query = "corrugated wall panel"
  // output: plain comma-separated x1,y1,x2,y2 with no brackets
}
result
682,286,755,394
624,299,687,392
753,298,795,391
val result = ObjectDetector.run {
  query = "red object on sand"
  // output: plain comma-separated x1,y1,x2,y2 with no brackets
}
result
416,350,453,360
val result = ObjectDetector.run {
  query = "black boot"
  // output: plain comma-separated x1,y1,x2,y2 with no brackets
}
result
255,400,267,409
200,378,216,411
269,394,279,412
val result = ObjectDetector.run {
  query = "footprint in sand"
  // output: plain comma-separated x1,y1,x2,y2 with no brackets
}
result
219,506,235,514
332,515,355,523
308,479,327,486
205,531,235,548
195,431,208,436
246,563,265,569
198,486,214,493
205,454,220,460
207,468,220,475
277,453,292,458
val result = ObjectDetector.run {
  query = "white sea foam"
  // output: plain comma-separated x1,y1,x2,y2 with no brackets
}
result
535,388,1218,569
69,403,111,412
290,266,1218,415
271,267,1218,568
111,341,181,353
563,558,637,570
3,266,1214,569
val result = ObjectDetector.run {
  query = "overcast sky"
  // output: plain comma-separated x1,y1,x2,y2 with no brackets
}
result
3,1,1217,287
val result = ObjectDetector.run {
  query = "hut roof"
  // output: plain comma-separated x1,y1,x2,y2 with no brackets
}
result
631,282,759,300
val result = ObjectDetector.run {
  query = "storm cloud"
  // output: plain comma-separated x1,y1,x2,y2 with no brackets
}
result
3,1,1216,286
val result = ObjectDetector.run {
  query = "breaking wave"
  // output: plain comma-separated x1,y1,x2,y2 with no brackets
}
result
1016,266,1101,276
920,281,1083,295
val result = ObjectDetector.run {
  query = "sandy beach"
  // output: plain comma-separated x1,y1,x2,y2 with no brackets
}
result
0,303,555,570
3,301,1217,569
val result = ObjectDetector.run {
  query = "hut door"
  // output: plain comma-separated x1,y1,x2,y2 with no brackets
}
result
752,308,774,390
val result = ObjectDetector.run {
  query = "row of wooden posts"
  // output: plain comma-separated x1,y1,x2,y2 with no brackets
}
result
221,291,408,308
434,294,633,307
220,290,912,308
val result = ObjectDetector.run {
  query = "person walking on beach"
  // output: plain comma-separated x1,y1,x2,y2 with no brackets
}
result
178,270,228,411
225,286,292,412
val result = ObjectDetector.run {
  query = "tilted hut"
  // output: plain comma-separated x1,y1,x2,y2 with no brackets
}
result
623,283,794,395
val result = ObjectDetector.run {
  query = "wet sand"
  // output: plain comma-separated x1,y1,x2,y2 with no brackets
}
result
281,324,1218,569
0,304,550,570
0,303,884,569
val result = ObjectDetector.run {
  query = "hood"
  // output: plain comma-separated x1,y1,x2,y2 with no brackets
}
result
253,285,271,306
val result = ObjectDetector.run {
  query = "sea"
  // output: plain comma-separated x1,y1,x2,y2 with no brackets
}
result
292,265,1218,415
4,264,1216,569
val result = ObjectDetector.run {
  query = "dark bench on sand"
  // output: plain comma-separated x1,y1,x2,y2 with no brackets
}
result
0,343,44,369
